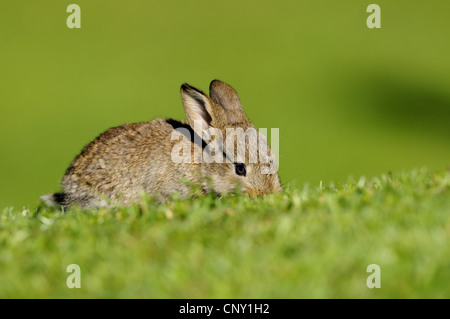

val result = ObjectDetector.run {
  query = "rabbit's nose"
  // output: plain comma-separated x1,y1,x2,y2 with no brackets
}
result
272,185,283,194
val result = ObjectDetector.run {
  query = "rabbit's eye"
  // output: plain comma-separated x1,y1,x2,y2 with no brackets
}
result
234,163,247,177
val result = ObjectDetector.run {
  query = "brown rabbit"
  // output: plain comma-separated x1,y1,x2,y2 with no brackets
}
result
41,80,282,209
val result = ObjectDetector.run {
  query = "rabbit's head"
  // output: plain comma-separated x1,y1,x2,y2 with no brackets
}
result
179,80,282,197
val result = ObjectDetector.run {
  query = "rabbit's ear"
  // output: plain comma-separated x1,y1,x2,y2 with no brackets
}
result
209,80,250,126
181,83,211,132
181,83,228,132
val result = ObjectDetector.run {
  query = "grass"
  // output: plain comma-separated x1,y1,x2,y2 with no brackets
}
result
0,167,449,298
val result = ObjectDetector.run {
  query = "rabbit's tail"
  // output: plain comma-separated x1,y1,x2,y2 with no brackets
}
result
40,192,66,208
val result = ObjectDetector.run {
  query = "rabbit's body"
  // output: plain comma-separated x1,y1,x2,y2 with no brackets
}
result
58,119,200,208
42,80,282,209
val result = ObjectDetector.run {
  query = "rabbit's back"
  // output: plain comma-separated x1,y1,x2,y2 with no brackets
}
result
60,118,195,207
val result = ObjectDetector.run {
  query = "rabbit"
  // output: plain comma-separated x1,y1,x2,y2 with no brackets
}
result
41,80,282,209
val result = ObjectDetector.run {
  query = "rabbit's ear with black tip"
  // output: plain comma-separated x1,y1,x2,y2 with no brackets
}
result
180,83,228,134
209,80,250,126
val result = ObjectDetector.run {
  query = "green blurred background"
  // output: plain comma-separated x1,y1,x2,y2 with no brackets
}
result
1,1,449,209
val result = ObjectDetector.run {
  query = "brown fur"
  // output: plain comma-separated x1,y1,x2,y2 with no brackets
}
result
42,80,282,209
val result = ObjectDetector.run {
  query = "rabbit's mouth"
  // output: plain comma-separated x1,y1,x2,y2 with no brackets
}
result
245,188,263,199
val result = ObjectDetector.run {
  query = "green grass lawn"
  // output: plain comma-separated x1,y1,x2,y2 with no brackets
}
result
1,168,449,298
